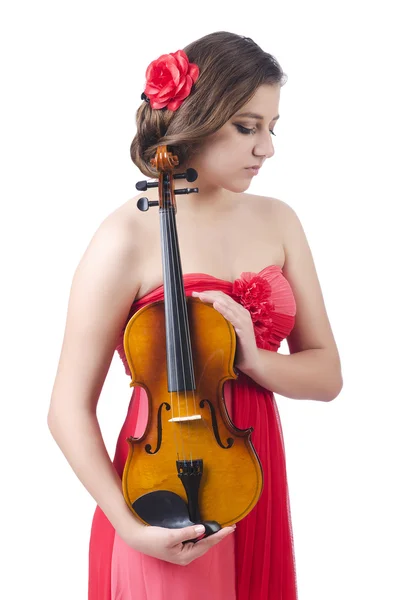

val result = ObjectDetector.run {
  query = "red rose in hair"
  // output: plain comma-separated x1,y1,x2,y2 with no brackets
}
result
143,50,199,111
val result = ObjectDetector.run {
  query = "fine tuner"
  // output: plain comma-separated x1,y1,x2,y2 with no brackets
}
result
136,167,199,212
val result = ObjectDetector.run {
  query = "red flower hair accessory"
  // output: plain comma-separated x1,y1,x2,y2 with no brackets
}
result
141,49,199,111
231,272,275,348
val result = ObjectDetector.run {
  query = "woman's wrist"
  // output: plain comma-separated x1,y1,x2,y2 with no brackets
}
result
113,501,146,537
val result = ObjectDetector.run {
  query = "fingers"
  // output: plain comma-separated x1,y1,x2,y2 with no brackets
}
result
199,526,236,548
169,524,206,546
182,526,236,563
192,291,240,320
192,290,229,304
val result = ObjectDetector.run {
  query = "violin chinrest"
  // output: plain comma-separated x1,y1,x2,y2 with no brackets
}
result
132,490,221,541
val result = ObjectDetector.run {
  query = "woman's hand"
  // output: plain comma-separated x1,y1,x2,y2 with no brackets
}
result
192,290,260,374
119,521,236,566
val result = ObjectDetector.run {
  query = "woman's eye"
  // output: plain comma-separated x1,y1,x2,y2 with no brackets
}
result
235,125,256,135
235,124,276,136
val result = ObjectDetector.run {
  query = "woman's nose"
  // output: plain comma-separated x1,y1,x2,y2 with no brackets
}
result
253,133,275,159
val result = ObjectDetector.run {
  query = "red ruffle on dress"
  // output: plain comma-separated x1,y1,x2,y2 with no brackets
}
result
88,265,298,599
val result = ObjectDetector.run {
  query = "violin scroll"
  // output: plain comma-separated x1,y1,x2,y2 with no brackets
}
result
135,144,199,212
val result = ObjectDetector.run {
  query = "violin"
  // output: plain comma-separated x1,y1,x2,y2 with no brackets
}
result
122,146,263,539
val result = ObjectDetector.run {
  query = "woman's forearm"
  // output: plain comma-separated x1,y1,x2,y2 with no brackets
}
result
241,347,343,401
47,406,143,535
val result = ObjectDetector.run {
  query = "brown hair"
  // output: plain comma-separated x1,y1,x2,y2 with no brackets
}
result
130,31,287,178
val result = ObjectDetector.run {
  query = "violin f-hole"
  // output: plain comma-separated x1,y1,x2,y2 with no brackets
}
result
144,402,171,454
200,399,234,449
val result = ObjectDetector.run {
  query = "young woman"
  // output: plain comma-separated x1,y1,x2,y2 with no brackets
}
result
48,31,343,600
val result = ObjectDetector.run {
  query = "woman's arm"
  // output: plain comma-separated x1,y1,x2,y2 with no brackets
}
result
47,208,144,535
242,348,341,401
243,199,343,401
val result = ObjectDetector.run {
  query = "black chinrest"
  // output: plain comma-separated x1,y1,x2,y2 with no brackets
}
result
133,490,220,541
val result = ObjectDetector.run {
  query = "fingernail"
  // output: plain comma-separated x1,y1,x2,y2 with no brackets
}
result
194,525,205,534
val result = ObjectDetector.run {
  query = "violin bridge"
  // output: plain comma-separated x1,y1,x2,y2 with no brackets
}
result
168,415,202,423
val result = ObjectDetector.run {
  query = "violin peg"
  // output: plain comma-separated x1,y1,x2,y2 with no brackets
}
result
137,197,159,211
174,187,199,195
137,197,149,211
185,168,198,182
173,168,198,183
136,180,159,191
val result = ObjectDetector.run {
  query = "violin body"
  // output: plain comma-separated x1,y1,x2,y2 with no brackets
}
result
122,297,263,528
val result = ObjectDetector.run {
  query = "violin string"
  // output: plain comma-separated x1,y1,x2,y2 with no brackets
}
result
163,201,184,461
168,179,214,453
167,186,214,455
167,199,198,464
165,190,191,462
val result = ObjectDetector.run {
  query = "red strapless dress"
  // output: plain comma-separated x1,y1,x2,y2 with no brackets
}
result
89,265,298,599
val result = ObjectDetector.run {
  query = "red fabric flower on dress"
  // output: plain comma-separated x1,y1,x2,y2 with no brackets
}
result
143,50,200,111
231,272,275,347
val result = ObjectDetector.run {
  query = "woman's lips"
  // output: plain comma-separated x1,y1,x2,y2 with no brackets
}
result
245,167,260,175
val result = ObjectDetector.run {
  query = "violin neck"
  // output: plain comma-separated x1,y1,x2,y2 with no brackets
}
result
159,207,196,393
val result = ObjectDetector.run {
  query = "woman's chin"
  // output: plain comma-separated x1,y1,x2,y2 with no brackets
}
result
225,181,252,193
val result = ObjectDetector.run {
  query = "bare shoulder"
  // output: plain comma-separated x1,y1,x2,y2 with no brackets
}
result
94,193,155,268
240,192,281,211
257,195,307,253
48,197,144,415
263,196,342,381
75,197,145,294
238,193,287,261
240,193,286,224
255,195,296,223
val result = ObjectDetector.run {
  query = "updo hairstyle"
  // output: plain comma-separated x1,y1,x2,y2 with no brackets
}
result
130,31,287,178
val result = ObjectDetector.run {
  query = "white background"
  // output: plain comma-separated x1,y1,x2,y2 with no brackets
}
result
1,1,396,599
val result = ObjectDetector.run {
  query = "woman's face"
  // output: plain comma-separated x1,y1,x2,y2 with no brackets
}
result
185,84,281,197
